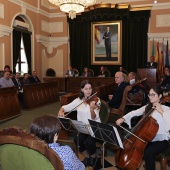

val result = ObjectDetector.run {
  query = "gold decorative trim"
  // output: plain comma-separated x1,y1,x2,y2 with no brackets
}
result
130,6,152,11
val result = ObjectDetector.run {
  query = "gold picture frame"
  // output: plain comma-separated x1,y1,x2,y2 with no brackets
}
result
91,21,122,65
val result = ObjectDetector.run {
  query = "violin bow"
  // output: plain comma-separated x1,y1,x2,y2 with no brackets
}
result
63,92,98,117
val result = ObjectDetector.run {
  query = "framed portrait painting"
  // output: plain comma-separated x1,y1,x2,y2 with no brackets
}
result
91,21,122,65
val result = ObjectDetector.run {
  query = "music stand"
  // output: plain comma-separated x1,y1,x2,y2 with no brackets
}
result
88,119,123,170
58,117,91,157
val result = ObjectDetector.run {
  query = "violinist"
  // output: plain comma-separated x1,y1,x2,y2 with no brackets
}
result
58,79,101,167
116,86,170,170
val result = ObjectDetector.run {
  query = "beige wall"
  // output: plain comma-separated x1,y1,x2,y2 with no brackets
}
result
0,0,170,79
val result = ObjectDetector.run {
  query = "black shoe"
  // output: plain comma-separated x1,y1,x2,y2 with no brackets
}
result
82,157,89,167
88,157,97,167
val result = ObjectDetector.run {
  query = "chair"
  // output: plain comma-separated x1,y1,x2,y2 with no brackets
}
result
73,68,79,77
0,127,64,170
46,68,56,77
89,69,94,77
104,70,111,77
159,140,170,170
109,85,132,123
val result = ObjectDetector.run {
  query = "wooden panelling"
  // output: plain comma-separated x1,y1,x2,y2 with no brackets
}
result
0,87,21,122
23,82,59,110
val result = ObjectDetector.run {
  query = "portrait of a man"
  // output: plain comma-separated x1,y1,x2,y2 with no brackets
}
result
91,21,122,65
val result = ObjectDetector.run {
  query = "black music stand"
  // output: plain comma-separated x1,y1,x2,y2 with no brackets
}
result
58,117,92,157
88,119,123,170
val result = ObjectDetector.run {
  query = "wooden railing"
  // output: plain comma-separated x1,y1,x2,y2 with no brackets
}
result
0,87,21,122
23,82,59,110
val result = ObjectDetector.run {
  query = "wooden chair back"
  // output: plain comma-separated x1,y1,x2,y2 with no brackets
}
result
89,69,94,77
0,127,64,170
110,85,132,117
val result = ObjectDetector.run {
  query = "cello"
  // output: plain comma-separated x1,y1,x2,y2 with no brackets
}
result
115,101,163,170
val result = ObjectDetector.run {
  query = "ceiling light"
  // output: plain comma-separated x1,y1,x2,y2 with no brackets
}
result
49,0,96,19
154,0,157,4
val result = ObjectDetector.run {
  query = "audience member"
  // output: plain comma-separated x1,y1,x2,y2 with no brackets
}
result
12,72,22,91
119,66,128,75
146,56,158,68
160,65,170,87
0,71,15,87
81,67,92,77
29,71,41,83
0,65,13,78
98,66,106,77
21,73,31,86
58,80,101,167
30,114,85,170
107,71,128,109
65,66,75,77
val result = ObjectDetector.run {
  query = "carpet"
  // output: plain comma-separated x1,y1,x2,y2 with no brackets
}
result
93,157,113,170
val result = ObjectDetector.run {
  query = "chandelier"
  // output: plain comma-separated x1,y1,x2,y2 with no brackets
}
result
49,0,96,19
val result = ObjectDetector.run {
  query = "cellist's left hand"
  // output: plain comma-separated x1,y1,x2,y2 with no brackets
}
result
153,103,164,115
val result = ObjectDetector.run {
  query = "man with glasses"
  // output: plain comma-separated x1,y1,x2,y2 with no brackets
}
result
0,71,15,88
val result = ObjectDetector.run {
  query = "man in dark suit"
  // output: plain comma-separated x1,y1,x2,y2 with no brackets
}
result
107,71,128,108
29,71,41,83
12,72,22,90
146,56,158,68
103,26,112,60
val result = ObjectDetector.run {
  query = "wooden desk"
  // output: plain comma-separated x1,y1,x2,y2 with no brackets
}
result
43,77,66,92
0,87,21,122
43,77,115,92
137,68,157,87
67,77,115,92
23,82,59,110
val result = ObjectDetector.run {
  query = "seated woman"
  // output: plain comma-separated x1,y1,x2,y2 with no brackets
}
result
98,66,109,77
30,114,85,170
116,86,170,170
81,67,92,77
58,80,101,167
21,73,31,86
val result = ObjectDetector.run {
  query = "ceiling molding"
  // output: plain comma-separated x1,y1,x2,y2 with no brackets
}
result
36,35,69,54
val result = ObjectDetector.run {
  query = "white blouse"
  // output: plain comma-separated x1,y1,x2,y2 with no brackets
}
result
123,104,170,142
62,97,101,125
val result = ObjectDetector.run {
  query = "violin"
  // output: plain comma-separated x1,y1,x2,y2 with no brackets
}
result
85,95,101,109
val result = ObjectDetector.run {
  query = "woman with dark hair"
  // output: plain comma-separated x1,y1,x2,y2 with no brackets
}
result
30,114,85,170
116,86,170,170
58,79,101,167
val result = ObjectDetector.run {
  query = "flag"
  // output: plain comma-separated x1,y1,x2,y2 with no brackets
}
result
158,41,164,80
165,40,169,66
151,40,155,57
95,26,100,44
155,41,159,63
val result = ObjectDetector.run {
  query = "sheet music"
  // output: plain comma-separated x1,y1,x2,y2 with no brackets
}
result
70,120,91,135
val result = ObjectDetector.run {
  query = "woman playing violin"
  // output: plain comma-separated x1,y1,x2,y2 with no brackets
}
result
58,79,101,167
116,86,170,170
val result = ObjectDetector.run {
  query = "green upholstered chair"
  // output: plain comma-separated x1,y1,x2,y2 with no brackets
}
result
0,127,64,170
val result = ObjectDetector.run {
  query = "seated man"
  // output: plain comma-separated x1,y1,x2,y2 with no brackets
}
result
29,71,41,83
65,66,75,77
146,56,158,68
107,71,128,109
0,71,15,88
12,72,22,91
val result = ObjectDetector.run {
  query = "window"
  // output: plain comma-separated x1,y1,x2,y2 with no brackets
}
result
15,35,28,75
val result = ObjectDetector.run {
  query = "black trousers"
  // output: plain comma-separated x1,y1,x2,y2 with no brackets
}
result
144,140,169,170
74,133,96,156
105,45,111,60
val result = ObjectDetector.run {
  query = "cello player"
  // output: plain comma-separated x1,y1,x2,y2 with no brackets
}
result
116,86,170,170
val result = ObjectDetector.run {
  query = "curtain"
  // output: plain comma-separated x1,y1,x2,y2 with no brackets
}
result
13,30,21,74
68,8,150,76
22,32,31,74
